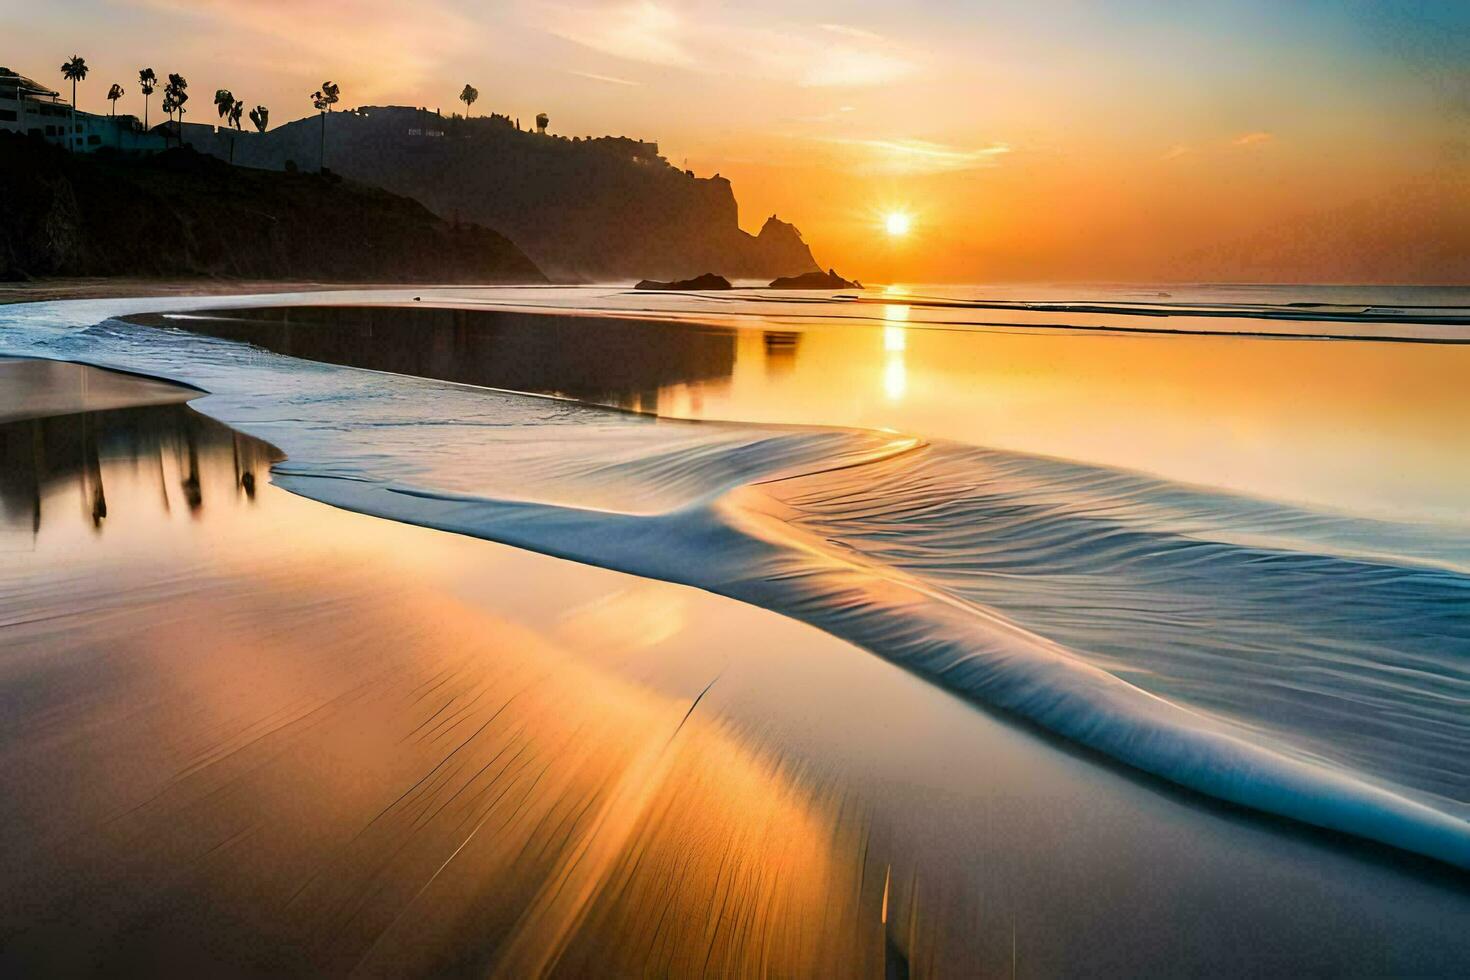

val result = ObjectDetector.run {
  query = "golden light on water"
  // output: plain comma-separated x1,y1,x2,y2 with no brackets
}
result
882,303,908,400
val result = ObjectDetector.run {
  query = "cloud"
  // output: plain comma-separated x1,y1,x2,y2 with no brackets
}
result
129,0,479,103
1232,131,1273,146
799,45,913,87
824,137,1011,174
1162,144,1193,160
819,24,885,42
541,3,917,88
546,1,693,67
567,69,643,86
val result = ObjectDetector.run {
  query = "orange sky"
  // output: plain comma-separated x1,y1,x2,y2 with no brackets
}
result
15,1,1470,283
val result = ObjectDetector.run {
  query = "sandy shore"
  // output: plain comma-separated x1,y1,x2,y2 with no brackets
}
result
0,362,1466,976
0,278,462,306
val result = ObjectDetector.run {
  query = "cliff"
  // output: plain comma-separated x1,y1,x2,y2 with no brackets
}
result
201,107,823,282
0,132,544,283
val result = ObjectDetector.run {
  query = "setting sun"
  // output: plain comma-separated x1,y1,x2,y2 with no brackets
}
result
884,212,912,237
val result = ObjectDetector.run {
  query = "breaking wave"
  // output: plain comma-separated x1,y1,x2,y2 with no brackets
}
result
2,306,1468,870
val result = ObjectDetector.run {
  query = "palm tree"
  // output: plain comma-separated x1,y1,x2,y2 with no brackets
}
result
248,105,269,133
228,100,244,163
536,112,549,134
60,56,89,150
215,90,242,161
164,73,188,146
459,84,478,118
138,68,157,129
312,82,339,170
161,90,178,140
106,83,124,117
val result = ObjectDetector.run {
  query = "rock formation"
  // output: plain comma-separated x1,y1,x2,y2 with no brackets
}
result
196,108,823,283
769,268,862,289
634,273,732,290
0,133,544,283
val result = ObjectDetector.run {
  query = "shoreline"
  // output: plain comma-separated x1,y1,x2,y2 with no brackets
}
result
0,335,1467,971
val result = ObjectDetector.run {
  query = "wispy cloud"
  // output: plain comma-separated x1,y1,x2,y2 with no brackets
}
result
1232,131,1274,146
567,69,642,86
546,1,694,67
130,0,479,102
1162,144,1193,161
819,24,885,42
541,3,917,88
824,137,1011,174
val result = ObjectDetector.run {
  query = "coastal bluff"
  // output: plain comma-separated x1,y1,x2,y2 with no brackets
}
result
200,107,823,283
0,132,544,283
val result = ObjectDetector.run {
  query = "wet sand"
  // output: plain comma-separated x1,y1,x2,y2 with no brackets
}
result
0,363,1467,976
0,357,197,424
0,279,399,307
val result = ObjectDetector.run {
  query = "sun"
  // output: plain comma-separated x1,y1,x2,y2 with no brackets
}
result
884,212,912,237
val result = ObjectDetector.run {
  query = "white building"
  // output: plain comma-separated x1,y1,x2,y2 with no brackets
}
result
0,67,76,142
2,65,166,152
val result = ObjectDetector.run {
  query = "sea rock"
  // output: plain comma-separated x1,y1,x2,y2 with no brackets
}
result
769,268,862,289
634,273,732,291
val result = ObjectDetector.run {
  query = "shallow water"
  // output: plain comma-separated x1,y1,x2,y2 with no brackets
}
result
1,374,1468,975
2,286,1468,872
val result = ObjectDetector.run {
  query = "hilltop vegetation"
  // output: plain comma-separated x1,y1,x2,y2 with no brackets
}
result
0,132,544,283
216,107,823,282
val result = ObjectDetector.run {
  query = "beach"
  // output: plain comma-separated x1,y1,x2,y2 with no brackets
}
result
1,289,1468,975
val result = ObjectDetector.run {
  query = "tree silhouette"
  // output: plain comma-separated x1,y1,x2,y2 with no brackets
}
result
161,90,178,142
248,105,269,133
229,100,244,130
138,68,156,129
312,81,340,171
311,89,328,170
164,73,188,145
106,82,124,117
536,112,549,134
459,84,478,118
215,90,243,161
60,56,88,150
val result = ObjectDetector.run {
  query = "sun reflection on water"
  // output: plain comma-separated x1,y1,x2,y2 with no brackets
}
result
882,305,909,400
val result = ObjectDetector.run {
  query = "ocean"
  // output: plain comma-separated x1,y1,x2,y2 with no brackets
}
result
2,281,1467,871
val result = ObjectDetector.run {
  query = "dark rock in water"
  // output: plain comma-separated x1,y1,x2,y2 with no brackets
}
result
769,267,862,289
634,273,732,291
0,132,545,283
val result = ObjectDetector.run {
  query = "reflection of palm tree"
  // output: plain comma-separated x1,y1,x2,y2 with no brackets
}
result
181,429,202,512
138,68,157,129
29,419,44,536
60,56,89,150
81,412,107,529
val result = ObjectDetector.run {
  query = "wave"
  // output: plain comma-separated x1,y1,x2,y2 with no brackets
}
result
3,308,1468,870
270,440,1470,871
